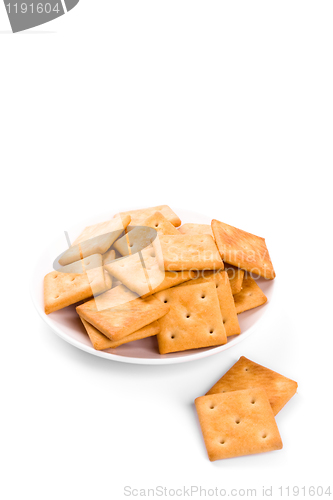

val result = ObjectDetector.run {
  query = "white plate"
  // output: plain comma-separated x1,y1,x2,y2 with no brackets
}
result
31,208,275,365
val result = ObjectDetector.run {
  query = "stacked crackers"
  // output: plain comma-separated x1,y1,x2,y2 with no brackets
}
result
44,205,275,354
195,356,297,461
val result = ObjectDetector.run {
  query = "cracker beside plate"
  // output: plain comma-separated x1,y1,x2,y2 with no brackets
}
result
195,388,283,461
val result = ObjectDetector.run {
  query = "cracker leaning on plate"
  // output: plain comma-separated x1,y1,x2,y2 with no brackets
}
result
43,205,274,352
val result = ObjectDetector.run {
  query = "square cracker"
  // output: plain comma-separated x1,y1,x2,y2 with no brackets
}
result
141,270,194,298
206,356,298,415
117,205,181,227
211,219,275,279
61,254,109,298
60,215,131,265
155,282,227,354
158,234,224,271
224,264,244,295
179,271,240,337
143,211,180,236
113,211,177,256
178,223,213,238
72,214,131,246
195,388,283,461
76,285,169,341
233,274,267,314
105,245,164,296
79,317,160,350
44,255,110,314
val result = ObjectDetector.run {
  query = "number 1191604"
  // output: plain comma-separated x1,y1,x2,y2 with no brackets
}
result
6,3,60,14
278,486,331,496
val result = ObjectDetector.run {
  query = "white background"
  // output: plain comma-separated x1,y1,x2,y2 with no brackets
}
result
1,2,332,499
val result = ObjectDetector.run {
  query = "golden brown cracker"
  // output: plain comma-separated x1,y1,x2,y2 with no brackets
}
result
44,271,93,314
158,234,223,271
224,264,244,295
155,282,227,354
211,219,275,279
179,271,240,337
195,388,283,461
44,255,108,314
80,317,160,350
141,270,194,298
206,356,298,415
76,285,169,341
73,214,131,245
178,223,213,238
233,274,267,314
143,211,180,235
117,205,181,227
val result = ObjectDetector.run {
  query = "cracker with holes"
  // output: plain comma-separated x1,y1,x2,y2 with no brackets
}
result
179,271,240,337
195,388,283,461
105,245,164,296
158,234,224,271
233,274,267,314
144,211,180,235
155,282,227,354
79,317,160,350
73,214,131,245
76,285,169,341
211,219,275,280
44,255,110,314
224,264,244,295
178,223,214,238
117,205,181,227
206,356,298,415
114,212,179,256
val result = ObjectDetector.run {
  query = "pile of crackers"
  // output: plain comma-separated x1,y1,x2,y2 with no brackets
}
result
44,205,275,354
195,356,297,461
